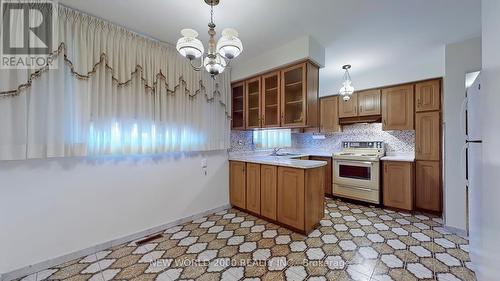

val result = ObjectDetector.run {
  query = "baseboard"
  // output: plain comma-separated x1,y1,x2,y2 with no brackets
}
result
1,204,231,281
444,225,468,238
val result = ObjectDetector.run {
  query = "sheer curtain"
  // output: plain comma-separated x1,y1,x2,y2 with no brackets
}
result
0,5,231,160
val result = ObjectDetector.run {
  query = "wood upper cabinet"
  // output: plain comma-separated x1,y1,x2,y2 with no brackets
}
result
358,89,381,116
277,167,305,230
260,165,277,220
262,71,281,128
281,63,307,127
229,161,246,209
416,111,441,160
309,156,332,196
382,84,414,130
245,77,262,129
383,161,414,211
246,163,261,214
415,161,441,212
231,82,245,130
338,93,358,118
320,96,341,133
416,80,441,112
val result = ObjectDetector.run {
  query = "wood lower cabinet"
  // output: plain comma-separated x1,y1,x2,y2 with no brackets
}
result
416,111,441,160
309,156,332,196
338,93,358,118
358,89,381,116
382,84,414,130
320,96,341,133
229,161,246,209
277,167,305,230
383,161,414,211
277,166,324,233
416,80,441,112
415,161,441,212
260,165,277,220
246,163,261,214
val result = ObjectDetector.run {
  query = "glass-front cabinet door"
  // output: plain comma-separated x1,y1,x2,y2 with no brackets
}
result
231,82,245,130
245,77,262,129
281,63,306,127
262,71,281,127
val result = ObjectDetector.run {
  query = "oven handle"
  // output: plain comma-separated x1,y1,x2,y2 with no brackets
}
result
336,161,373,166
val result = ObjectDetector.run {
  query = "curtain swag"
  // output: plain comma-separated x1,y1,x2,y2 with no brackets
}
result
0,5,232,160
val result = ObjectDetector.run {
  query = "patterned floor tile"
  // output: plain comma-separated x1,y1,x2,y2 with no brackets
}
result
15,198,477,281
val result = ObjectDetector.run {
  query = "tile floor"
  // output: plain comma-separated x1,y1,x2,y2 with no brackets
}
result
17,198,475,281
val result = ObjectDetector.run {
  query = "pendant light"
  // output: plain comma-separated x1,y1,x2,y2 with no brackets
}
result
339,65,354,101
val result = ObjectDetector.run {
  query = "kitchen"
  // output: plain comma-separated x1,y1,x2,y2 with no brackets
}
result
228,62,442,232
2,1,499,281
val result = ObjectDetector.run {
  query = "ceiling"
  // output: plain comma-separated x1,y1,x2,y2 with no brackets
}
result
60,0,481,93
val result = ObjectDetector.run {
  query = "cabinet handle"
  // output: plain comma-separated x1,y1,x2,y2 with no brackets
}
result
359,105,363,112
355,106,357,114
418,99,422,106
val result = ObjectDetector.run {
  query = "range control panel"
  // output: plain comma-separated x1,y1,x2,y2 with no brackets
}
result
342,141,384,149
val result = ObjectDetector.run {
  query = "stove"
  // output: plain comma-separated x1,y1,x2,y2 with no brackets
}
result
332,141,385,204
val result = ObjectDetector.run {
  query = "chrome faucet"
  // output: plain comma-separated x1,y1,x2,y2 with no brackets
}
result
271,147,283,156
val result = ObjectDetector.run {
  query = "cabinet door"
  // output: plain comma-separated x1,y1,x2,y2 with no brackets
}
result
320,96,341,133
229,161,246,209
416,111,440,160
262,71,281,127
231,82,245,130
309,156,332,196
382,84,414,130
260,165,277,220
416,80,441,112
358,89,381,116
383,161,414,210
246,163,261,214
277,167,305,230
415,161,441,212
338,93,358,118
245,77,262,128
281,63,307,127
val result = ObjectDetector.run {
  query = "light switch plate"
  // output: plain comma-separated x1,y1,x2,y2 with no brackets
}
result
201,158,207,168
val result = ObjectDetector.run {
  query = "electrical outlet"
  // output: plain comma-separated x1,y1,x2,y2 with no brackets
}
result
238,140,244,145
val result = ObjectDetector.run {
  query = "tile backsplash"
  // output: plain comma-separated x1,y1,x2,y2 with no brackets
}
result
230,123,414,153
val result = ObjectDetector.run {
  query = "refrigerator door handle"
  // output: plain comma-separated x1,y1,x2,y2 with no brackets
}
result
460,96,468,137
461,142,469,188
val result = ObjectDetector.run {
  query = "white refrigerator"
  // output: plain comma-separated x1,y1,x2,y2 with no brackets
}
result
466,72,481,265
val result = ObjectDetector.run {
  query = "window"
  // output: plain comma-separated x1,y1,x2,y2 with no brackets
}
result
253,129,292,149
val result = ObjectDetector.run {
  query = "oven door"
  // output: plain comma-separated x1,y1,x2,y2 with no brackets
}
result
334,159,379,190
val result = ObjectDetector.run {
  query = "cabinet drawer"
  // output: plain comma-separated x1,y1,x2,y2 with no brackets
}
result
333,184,379,204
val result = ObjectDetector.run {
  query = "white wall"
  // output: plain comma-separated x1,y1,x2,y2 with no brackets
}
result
443,37,481,232
231,35,325,82
473,1,500,279
319,46,445,96
0,151,229,274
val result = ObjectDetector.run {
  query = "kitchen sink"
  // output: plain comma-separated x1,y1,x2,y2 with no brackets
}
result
269,152,302,157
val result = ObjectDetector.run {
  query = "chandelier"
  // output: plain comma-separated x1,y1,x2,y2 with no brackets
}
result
176,0,243,77
339,64,354,101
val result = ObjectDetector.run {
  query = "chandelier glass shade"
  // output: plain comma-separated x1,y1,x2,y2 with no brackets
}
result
176,0,242,77
339,65,354,101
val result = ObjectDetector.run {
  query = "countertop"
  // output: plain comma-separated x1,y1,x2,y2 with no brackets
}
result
380,153,415,162
228,152,329,169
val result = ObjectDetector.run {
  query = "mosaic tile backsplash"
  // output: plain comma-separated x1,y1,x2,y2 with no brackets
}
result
230,123,415,153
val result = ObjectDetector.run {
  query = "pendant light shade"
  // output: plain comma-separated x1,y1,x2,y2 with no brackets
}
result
176,29,204,60
203,54,227,76
339,65,354,101
217,28,243,60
